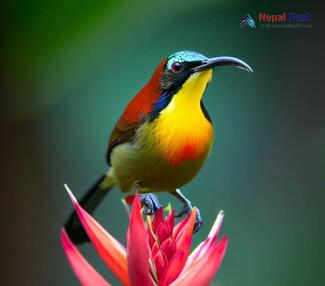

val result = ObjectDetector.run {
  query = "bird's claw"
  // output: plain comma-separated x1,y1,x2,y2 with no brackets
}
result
139,193,161,215
176,203,202,233
175,203,193,218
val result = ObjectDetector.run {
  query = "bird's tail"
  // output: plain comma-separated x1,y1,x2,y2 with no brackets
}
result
64,172,116,244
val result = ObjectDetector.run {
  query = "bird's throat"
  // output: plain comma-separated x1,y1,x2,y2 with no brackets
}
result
153,70,214,166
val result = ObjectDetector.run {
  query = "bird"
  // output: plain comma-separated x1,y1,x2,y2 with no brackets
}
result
65,50,252,244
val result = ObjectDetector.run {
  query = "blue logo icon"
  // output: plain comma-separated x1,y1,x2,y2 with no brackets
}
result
240,14,256,28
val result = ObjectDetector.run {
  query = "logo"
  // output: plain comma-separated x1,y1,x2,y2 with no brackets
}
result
240,12,312,29
258,12,312,23
240,14,256,29
258,12,312,28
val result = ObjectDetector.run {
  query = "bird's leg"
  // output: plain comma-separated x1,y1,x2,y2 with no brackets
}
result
173,189,192,217
172,189,202,233
135,184,162,215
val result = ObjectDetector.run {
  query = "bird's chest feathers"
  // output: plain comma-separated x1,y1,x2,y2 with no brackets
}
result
153,70,213,166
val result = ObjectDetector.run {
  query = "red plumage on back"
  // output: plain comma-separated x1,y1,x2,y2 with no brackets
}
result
121,58,167,123
106,58,167,164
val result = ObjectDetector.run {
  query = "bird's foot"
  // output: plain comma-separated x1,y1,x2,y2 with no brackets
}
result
139,193,162,215
176,203,202,233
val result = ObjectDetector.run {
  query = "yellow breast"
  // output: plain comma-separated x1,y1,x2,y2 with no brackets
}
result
153,70,214,166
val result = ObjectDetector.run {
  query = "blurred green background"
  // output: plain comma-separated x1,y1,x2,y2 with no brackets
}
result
1,0,324,285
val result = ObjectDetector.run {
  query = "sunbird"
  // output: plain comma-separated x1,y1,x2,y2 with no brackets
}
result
65,50,252,243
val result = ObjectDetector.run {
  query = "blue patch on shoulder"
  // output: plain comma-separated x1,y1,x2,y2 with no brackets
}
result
149,91,173,121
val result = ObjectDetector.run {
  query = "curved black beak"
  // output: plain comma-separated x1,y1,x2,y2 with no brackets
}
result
192,56,253,73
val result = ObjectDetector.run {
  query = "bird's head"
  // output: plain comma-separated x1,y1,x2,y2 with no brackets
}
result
160,50,252,92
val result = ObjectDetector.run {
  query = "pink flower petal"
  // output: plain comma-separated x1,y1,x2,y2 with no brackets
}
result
160,238,177,261
65,185,129,286
159,209,196,285
156,222,171,243
151,242,160,258
165,210,175,231
148,231,156,248
186,210,225,266
146,216,157,248
159,250,184,286
171,236,228,286
175,208,196,257
127,193,154,286
152,208,164,232
153,249,168,280
207,210,224,239
61,229,111,286
172,214,190,241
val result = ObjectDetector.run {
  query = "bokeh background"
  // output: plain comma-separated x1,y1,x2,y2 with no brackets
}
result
1,0,324,285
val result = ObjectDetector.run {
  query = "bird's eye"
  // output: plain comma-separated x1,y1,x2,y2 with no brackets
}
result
171,62,182,73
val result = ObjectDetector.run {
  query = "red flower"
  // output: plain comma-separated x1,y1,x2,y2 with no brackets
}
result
61,185,228,286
